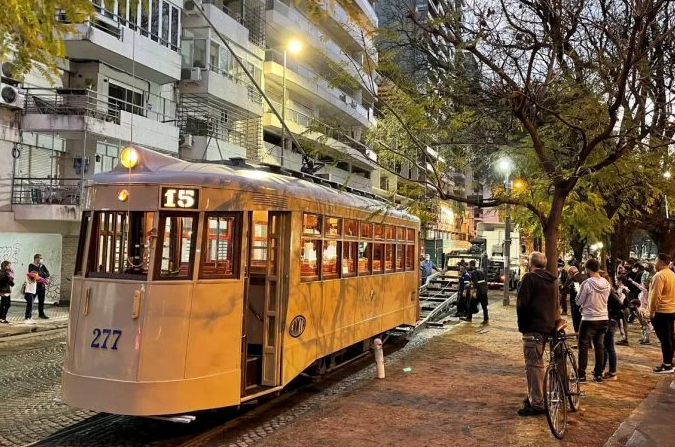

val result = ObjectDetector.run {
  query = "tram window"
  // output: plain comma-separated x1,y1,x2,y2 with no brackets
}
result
406,228,415,241
251,215,268,272
385,244,395,272
322,240,340,279
156,213,198,280
358,242,371,275
89,211,154,278
303,213,322,236
374,224,384,240
405,244,415,270
396,227,405,241
324,216,342,238
360,222,373,239
342,241,357,276
74,211,91,276
344,219,358,238
372,243,384,273
200,213,240,279
396,245,404,271
301,239,321,280
385,225,395,241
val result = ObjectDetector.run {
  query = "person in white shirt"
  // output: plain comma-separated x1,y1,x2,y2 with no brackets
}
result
576,259,610,382
23,272,39,325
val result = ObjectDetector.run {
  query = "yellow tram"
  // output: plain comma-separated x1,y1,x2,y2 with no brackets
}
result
62,146,420,416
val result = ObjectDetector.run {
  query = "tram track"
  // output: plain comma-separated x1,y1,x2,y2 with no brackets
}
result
21,323,456,447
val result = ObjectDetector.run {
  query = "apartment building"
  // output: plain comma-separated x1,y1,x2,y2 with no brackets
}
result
262,0,383,194
0,0,265,303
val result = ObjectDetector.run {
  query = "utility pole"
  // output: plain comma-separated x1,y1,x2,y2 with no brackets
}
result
503,173,511,306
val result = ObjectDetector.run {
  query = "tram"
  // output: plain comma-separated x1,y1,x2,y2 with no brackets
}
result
61,145,420,416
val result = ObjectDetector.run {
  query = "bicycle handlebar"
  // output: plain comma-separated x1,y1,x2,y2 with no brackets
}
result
522,332,578,342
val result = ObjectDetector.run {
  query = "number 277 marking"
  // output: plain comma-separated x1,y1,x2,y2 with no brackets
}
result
91,328,122,350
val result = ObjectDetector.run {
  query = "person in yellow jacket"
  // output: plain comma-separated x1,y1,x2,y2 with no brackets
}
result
648,253,675,374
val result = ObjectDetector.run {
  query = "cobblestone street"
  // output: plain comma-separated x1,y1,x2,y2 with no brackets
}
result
0,331,94,446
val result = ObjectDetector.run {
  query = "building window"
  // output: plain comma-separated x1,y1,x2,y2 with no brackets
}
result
161,1,170,46
170,6,179,49
155,213,198,280
89,211,154,278
151,0,160,42
108,83,144,117
200,213,240,279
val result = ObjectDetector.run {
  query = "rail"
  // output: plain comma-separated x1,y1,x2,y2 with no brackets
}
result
12,177,82,205
24,88,177,125
204,0,265,48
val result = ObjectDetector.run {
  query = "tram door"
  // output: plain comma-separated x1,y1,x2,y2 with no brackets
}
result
243,211,290,392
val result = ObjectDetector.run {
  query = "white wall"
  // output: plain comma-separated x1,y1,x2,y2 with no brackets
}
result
0,233,63,303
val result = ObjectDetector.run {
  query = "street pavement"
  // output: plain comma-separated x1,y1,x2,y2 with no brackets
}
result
0,303,69,338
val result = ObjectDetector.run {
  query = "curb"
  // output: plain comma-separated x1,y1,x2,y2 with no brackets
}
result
0,323,68,341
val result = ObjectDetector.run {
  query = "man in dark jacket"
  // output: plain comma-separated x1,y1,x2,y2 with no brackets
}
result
558,259,569,315
517,251,560,416
461,260,489,325
28,254,50,319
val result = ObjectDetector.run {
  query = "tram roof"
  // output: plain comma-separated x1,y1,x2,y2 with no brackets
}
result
92,146,419,223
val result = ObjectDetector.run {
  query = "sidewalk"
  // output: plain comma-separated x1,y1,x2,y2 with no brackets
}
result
253,298,666,446
0,302,69,338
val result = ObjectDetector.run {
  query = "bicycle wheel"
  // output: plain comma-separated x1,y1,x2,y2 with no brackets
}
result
544,365,567,439
565,348,581,412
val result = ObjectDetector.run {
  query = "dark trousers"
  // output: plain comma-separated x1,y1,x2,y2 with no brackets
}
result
0,296,10,320
570,302,582,334
24,294,35,319
603,319,618,374
578,319,609,378
560,291,568,314
652,312,675,366
467,292,489,322
36,287,46,316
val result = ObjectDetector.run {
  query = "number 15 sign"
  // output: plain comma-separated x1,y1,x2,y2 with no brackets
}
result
161,187,199,209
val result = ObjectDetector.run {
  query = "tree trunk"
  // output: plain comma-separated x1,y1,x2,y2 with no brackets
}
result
651,225,675,258
544,189,567,275
610,219,634,261
569,235,585,264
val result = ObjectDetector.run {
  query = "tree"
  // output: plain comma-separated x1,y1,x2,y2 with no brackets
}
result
351,0,675,274
0,0,93,77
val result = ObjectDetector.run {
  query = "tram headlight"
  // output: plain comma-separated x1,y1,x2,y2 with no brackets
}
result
117,189,129,202
120,146,140,169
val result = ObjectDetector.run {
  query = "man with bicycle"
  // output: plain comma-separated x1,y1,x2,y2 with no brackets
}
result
517,252,560,416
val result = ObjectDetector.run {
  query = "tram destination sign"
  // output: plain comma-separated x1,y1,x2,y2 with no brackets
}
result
161,187,199,209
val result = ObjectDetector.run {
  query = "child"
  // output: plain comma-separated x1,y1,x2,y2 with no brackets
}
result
23,271,40,325
627,276,651,344
614,277,630,345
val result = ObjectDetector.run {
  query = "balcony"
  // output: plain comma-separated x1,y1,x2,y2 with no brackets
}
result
11,177,81,221
264,51,375,128
60,15,181,83
184,1,266,51
22,88,179,153
265,0,376,95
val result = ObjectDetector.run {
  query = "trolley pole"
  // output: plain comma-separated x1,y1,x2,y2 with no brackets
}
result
503,174,511,306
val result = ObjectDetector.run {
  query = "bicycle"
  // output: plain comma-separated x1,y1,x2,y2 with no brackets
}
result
525,328,581,439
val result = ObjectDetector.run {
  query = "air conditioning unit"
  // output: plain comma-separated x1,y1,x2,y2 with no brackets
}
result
184,0,202,15
0,85,23,110
179,133,193,148
1,61,20,86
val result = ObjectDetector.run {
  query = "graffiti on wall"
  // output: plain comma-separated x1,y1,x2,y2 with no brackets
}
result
0,242,22,265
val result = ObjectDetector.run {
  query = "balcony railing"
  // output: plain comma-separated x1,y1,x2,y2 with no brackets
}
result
204,0,265,48
12,178,82,206
24,88,177,125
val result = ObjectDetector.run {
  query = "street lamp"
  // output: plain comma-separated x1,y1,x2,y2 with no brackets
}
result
281,38,302,167
496,157,513,306
664,171,672,219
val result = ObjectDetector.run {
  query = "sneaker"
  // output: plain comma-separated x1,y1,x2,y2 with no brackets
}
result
38,314,49,319
24,319,35,325
639,340,651,345
603,372,618,380
653,364,675,374
481,320,490,326
593,375,603,383
616,339,629,346
517,405,546,416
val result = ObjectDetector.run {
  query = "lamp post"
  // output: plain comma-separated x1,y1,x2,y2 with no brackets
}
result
664,171,672,219
281,39,302,167
497,157,513,306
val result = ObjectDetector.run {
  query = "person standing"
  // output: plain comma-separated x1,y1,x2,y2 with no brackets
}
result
516,252,560,416
648,253,675,374
23,272,39,325
576,259,610,382
558,260,569,315
29,254,50,319
566,266,588,334
602,272,624,380
461,260,489,325
456,265,472,317
420,254,441,286
0,261,14,324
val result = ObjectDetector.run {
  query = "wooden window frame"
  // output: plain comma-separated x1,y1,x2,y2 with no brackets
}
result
300,238,322,282
154,211,199,281
360,221,373,239
321,239,341,279
372,243,384,274
396,244,405,272
302,213,323,237
405,243,415,271
374,223,384,240
358,241,372,276
199,212,242,279
385,225,395,241
342,240,358,278
406,228,415,242
344,219,358,239
324,216,342,239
